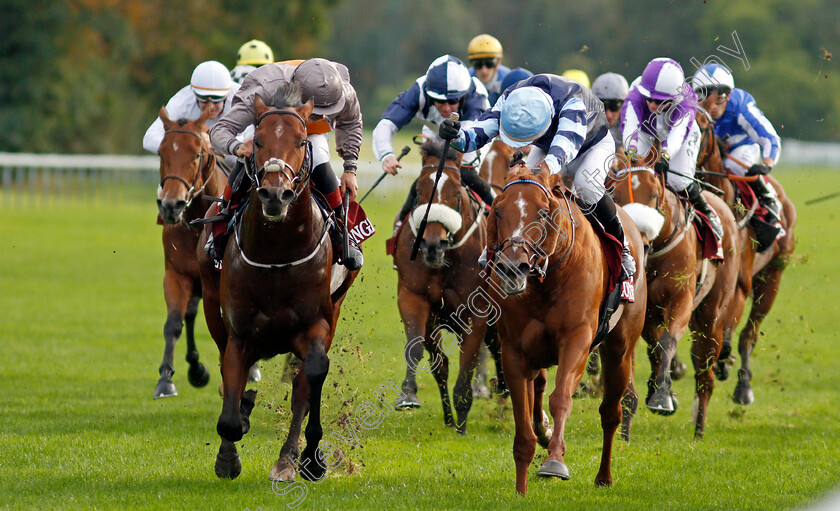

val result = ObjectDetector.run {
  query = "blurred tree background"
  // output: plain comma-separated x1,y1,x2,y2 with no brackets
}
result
0,0,836,154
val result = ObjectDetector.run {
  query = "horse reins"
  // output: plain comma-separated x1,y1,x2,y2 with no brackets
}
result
160,128,218,208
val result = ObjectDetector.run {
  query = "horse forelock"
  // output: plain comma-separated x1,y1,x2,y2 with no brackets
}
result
269,82,303,109
421,139,459,163
177,118,189,126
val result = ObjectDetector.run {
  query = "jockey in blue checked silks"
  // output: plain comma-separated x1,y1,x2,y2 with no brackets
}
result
438,73,637,282
372,55,496,228
621,57,724,248
691,63,784,245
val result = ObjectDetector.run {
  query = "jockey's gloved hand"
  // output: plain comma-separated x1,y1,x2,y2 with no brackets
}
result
747,163,771,176
439,119,461,141
509,150,526,168
654,159,669,175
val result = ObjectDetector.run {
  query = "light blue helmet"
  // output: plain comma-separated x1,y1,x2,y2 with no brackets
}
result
499,86,555,148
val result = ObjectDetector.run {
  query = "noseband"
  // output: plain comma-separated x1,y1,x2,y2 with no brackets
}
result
159,128,217,206
247,108,312,202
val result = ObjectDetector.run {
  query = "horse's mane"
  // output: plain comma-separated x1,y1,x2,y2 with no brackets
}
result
269,82,303,109
422,139,459,163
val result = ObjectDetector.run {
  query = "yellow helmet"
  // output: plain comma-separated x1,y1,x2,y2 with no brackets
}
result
562,69,591,89
236,39,274,66
467,34,503,60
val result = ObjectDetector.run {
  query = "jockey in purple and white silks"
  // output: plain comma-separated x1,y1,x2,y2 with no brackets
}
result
439,73,636,282
373,55,496,219
692,63,783,245
621,57,724,244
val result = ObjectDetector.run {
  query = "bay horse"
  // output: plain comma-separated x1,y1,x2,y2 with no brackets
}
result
487,164,646,494
610,152,741,437
394,139,502,433
153,107,226,399
695,111,797,406
196,88,358,481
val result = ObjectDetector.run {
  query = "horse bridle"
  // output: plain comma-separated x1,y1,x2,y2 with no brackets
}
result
417,163,482,248
246,108,312,201
609,166,663,212
491,178,576,281
159,128,217,206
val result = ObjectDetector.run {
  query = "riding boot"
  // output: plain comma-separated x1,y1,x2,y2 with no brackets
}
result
331,203,364,271
460,165,496,210
684,181,723,242
216,160,247,222
748,176,782,223
587,194,636,281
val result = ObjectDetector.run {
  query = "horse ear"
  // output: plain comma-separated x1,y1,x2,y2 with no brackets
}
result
254,94,269,116
159,106,173,128
299,99,314,121
196,105,213,127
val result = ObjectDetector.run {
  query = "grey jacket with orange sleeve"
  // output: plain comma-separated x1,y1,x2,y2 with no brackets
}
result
209,60,363,172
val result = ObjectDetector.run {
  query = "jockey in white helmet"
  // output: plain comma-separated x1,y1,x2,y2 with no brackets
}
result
143,60,240,168
692,63,784,249
592,72,629,152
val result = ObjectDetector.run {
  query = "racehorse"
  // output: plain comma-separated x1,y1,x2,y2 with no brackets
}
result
486,164,646,494
479,138,516,193
393,139,502,433
695,111,797,406
610,150,740,438
196,88,358,481
153,107,227,399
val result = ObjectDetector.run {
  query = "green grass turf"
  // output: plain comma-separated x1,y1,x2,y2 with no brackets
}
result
1,166,839,510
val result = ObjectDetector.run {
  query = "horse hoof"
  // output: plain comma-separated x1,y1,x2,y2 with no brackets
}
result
670,359,687,381
733,385,755,405
269,460,297,482
714,360,731,381
248,364,262,382
299,449,326,481
395,393,421,410
188,363,210,388
215,442,241,479
537,460,570,480
153,380,177,399
646,390,675,416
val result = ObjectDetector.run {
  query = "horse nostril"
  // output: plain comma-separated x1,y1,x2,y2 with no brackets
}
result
280,189,296,205
174,200,186,211
257,188,272,203
517,262,531,276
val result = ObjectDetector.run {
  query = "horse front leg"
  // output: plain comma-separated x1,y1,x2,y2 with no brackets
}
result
396,288,430,409
155,269,192,398
215,336,252,479
298,321,332,482
538,331,589,482
532,369,552,448
452,318,487,434
184,295,210,388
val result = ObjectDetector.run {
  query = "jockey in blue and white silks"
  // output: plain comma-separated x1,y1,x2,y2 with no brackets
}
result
372,55,496,211
440,73,636,281
693,63,784,244
621,57,724,244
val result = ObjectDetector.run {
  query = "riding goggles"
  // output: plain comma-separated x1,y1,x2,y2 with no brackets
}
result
470,58,498,69
601,99,624,112
195,94,226,105
433,98,462,105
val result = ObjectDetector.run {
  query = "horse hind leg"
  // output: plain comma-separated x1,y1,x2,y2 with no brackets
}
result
619,356,638,442
271,360,311,482
428,340,455,429
646,332,679,416
735,265,785,405
596,336,635,486
184,295,210,388
486,328,509,397
532,369,553,449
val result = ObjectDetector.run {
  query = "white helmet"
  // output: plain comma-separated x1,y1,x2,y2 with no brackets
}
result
190,61,232,98
691,64,734,97
592,73,629,100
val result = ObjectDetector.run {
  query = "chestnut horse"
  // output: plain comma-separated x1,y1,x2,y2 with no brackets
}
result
153,107,227,398
487,165,646,494
610,155,740,437
695,111,797,406
197,89,358,481
479,139,516,192
394,140,502,433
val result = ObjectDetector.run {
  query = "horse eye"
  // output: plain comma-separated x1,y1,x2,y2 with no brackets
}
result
299,140,307,148
253,139,262,149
